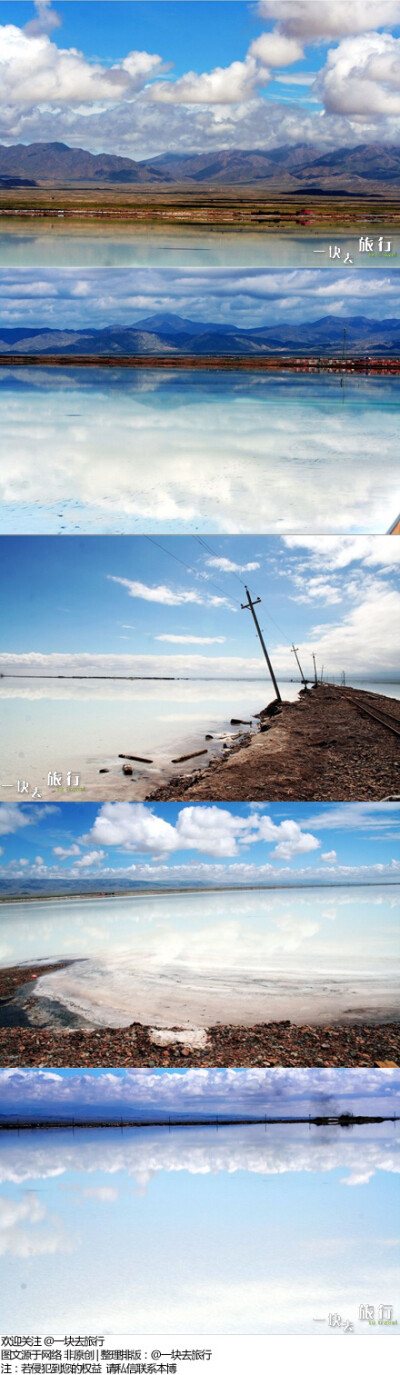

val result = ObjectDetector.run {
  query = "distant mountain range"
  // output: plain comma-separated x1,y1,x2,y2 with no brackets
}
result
1,140,400,190
1,314,400,357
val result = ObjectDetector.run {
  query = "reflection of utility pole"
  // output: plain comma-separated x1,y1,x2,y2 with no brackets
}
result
312,653,318,685
291,642,307,685
241,586,281,701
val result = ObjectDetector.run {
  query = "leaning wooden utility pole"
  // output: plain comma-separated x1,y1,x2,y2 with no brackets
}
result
312,653,318,685
241,586,281,702
291,642,307,685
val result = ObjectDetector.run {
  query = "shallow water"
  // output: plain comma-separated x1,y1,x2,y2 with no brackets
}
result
1,370,399,534
0,886,398,1028
0,1121,399,1333
0,676,298,799
0,224,398,268
0,678,398,801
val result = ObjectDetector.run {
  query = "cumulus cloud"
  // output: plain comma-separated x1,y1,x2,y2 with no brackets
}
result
319,33,400,117
322,851,338,862
73,850,105,869
0,1065,398,1120
83,801,320,863
249,32,304,66
148,56,267,106
0,22,162,108
257,1,400,40
257,816,320,860
86,801,254,859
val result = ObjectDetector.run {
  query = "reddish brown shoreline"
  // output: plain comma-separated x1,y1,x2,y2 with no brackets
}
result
0,1022,398,1069
1,354,400,373
1,188,400,228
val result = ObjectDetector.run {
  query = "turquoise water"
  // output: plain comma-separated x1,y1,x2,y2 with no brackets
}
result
0,1121,398,1333
1,369,399,533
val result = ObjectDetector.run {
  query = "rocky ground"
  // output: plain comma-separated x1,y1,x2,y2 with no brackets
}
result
148,684,400,801
0,1021,398,1069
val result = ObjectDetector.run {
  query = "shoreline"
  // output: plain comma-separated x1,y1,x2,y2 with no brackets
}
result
2,879,400,905
148,683,400,802
0,963,398,1067
2,354,400,374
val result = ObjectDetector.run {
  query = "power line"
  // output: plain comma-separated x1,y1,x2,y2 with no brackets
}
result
144,535,241,606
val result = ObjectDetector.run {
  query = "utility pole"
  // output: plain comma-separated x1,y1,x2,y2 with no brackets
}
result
291,642,307,685
342,326,347,363
241,586,281,701
312,653,318,685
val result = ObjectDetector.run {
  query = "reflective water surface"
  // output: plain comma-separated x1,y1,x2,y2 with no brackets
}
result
1,225,399,269
1,370,399,534
0,886,398,1028
0,677,398,801
0,1121,399,1333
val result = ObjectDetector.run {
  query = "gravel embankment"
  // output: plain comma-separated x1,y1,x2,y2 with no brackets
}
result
148,684,400,801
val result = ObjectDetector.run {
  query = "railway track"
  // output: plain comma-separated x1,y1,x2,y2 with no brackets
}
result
340,691,400,739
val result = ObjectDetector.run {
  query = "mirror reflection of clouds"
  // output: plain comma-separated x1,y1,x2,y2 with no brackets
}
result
1,372,399,534
0,1124,399,1333
0,887,399,1026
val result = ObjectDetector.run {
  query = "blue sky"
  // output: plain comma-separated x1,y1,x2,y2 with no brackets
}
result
2,267,400,332
2,2,400,157
1,798,400,888
1,534,400,680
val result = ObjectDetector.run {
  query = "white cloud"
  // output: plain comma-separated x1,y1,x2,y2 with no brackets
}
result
0,1190,71,1258
257,816,320,860
249,32,304,67
155,635,226,644
0,1065,398,1121
276,584,400,677
0,22,162,108
25,2,62,38
74,850,105,869
284,535,400,570
83,802,321,863
107,575,229,608
0,804,31,836
319,33,400,116
257,2,400,40
148,57,266,106
82,1186,118,1202
86,801,255,859
322,851,338,862
53,843,81,858
206,557,260,574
